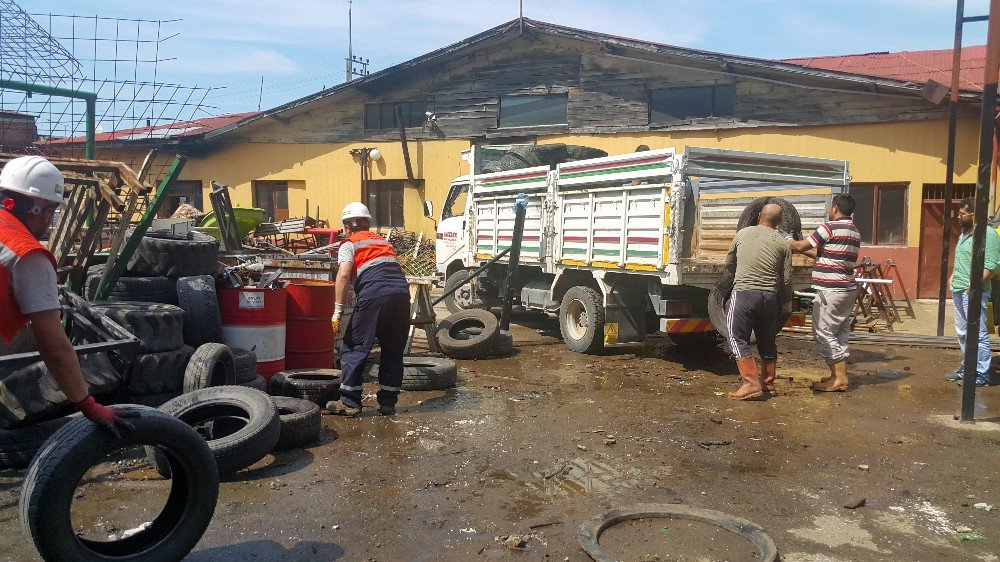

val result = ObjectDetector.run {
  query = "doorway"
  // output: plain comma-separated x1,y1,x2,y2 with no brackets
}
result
917,183,975,298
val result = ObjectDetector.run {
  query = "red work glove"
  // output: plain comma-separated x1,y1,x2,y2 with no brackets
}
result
74,396,136,439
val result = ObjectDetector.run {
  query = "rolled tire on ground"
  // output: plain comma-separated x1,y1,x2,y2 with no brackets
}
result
176,275,224,348
271,397,321,450
84,266,177,304
91,301,185,353
369,356,458,391
128,345,195,396
21,405,218,562
442,269,489,314
127,231,220,278
559,286,606,354
184,343,237,393
736,196,803,240
708,272,735,344
150,386,279,476
437,309,502,359
0,414,77,470
269,369,342,407
0,353,120,429
240,375,267,392
232,348,259,384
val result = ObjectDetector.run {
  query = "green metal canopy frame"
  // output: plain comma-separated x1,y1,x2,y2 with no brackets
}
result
0,78,96,159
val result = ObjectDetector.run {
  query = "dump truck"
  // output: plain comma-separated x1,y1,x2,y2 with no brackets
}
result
431,146,850,353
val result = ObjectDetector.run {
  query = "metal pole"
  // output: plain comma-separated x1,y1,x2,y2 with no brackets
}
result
499,193,529,331
938,0,967,336
0,79,97,160
431,246,512,306
960,0,1000,422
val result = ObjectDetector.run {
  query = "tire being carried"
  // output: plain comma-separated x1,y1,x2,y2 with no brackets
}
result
736,196,803,240
437,309,501,359
559,286,605,354
368,356,458,391
150,386,280,475
20,405,218,562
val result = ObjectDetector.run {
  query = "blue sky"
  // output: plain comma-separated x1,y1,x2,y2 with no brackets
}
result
29,0,994,117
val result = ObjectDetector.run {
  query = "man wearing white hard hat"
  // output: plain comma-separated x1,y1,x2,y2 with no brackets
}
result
328,202,410,416
0,156,134,436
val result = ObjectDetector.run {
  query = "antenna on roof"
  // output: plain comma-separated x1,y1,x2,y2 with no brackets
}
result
345,0,370,82
519,0,524,34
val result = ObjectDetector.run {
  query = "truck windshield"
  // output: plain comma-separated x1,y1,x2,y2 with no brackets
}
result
442,183,469,219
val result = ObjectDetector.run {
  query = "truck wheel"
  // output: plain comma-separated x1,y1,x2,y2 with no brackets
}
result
443,269,487,313
559,286,605,354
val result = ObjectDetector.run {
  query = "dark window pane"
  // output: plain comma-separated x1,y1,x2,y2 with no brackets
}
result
364,104,380,129
851,186,875,244
499,94,567,127
650,87,714,123
713,85,735,117
380,104,395,129
409,101,426,127
274,184,288,210
877,187,906,245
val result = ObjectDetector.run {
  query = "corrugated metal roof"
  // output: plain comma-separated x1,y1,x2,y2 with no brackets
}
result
41,111,260,145
783,45,987,92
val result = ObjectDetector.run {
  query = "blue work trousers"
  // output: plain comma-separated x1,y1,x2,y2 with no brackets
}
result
338,292,410,409
952,289,992,378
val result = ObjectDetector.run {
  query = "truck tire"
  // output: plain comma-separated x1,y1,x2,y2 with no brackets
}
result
232,348,259,384
85,266,177,304
437,309,501,359
91,301,185,353
150,386,279,475
270,369,342,407
184,343,236,393
127,231,220,278
272,397,322,450
736,197,803,240
0,414,77,469
128,346,195,395
176,275,224,348
369,356,458,391
708,272,735,343
0,353,120,429
559,286,606,354
21,406,218,562
443,269,491,313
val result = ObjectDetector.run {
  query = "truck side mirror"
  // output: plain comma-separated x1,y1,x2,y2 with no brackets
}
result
423,200,434,218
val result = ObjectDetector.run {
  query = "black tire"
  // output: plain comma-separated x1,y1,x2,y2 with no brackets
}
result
128,346,195,395
736,196,803,240
232,348,259,384
272,397,321,450
442,269,489,314
0,414,77,470
270,369,342,407
127,231,220,278
0,353,120,429
91,301,185,353
176,275,224,348
708,272,735,342
437,309,502,359
564,145,608,161
369,356,458,391
151,386,280,475
240,376,267,392
85,266,177,304
21,406,218,562
559,286,605,354
120,392,180,408
184,343,236,393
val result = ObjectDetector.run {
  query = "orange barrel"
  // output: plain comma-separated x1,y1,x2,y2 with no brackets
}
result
218,286,287,384
285,279,336,369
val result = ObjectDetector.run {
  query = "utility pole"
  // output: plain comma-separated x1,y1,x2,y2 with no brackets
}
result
346,0,353,82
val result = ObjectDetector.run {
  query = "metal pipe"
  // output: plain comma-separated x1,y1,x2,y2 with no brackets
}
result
0,79,98,160
431,246,511,306
938,0,967,337
499,194,529,331
960,0,1000,422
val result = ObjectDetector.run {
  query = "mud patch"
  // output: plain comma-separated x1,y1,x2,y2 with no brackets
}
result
789,515,888,553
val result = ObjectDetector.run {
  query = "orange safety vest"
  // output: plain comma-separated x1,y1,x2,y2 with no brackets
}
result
347,230,400,276
0,209,57,343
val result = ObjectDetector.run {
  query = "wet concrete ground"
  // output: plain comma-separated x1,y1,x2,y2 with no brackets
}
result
1,310,999,561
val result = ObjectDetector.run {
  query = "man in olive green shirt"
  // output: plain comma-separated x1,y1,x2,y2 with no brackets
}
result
722,203,792,400
947,197,1000,386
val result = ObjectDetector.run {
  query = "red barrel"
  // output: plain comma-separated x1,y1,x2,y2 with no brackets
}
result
218,286,287,384
285,279,336,369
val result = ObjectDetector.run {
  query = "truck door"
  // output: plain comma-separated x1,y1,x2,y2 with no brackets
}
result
436,179,470,274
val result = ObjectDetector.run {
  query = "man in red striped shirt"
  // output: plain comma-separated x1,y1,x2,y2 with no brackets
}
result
790,193,860,392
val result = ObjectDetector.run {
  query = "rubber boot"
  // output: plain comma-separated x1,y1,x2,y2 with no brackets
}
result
727,356,764,400
812,360,849,392
761,359,777,395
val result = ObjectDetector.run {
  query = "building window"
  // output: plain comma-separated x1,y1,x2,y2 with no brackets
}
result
364,101,427,129
253,181,289,222
366,180,404,228
851,183,907,245
649,85,735,124
159,180,203,218
498,94,568,128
